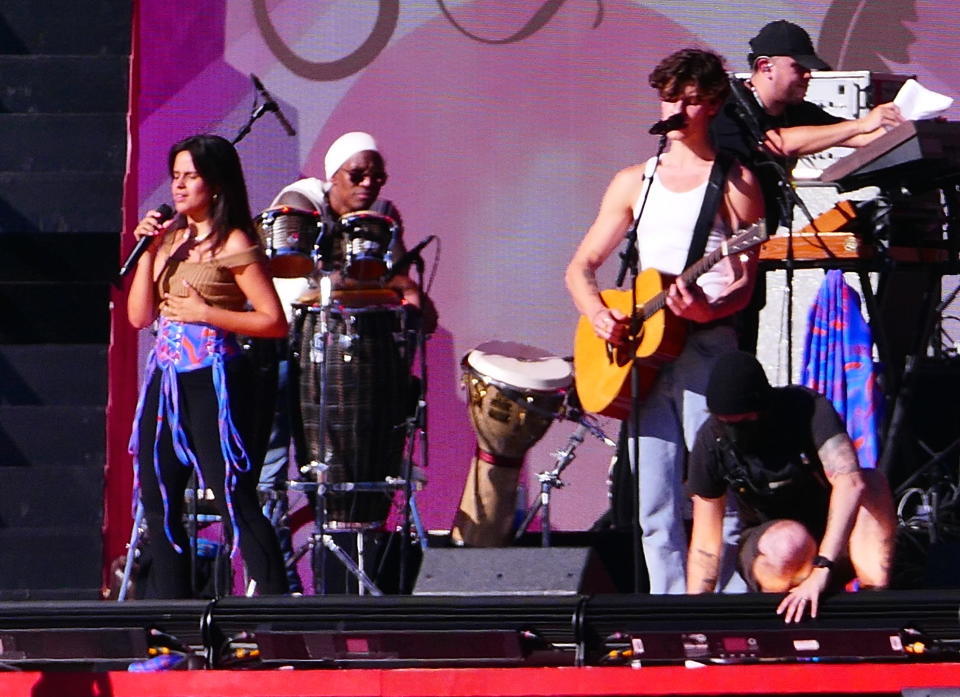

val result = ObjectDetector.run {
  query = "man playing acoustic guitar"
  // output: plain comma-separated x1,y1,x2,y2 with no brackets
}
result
565,48,764,594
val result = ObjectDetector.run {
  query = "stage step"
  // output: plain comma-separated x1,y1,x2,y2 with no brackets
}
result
0,344,107,404
0,405,104,467
0,284,112,344
0,0,131,56
0,233,118,283
0,465,104,528
0,171,123,233
0,55,128,113
0,114,126,172
0,529,102,598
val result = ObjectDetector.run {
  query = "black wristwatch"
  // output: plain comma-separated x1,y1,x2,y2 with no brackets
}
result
812,555,834,570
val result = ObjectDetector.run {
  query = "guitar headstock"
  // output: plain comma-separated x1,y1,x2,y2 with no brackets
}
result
727,220,769,254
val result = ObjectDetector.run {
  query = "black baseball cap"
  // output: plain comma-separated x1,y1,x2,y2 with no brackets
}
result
748,20,831,71
706,351,772,416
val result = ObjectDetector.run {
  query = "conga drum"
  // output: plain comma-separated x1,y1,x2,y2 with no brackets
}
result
292,296,412,528
451,341,572,547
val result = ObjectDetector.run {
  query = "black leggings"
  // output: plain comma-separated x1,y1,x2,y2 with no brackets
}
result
137,356,286,598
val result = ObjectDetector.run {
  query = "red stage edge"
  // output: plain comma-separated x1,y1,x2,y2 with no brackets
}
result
3,664,960,697
102,0,142,593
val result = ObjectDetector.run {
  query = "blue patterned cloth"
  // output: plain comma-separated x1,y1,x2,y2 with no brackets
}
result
129,318,250,553
801,270,881,468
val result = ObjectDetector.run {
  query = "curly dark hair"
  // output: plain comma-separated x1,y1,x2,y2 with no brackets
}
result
167,134,257,252
648,48,730,105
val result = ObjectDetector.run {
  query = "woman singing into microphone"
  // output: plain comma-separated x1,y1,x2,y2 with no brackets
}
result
127,134,287,598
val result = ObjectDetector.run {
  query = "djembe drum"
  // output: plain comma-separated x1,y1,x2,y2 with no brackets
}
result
450,341,572,547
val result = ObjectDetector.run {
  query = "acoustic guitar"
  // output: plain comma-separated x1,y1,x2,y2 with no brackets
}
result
573,222,768,420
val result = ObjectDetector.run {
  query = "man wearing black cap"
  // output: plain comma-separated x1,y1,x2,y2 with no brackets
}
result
685,352,895,622
710,19,906,354
712,19,905,230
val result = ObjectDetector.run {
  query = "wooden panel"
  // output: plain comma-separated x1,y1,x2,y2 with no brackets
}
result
798,200,858,234
759,232,871,261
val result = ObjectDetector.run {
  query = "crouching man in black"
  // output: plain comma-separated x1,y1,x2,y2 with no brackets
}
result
686,351,895,622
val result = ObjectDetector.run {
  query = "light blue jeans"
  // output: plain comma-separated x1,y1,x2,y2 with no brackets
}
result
628,325,745,594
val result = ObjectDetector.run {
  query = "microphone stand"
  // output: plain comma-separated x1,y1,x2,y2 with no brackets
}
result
232,100,275,146
728,77,816,380
397,253,430,593
513,411,613,545
614,134,669,593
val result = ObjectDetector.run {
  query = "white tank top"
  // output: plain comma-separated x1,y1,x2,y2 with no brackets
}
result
632,158,733,302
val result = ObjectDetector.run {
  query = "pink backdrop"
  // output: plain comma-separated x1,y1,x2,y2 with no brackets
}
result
109,1,960,561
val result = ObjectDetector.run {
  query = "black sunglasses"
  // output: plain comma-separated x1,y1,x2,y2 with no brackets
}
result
343,168,388,185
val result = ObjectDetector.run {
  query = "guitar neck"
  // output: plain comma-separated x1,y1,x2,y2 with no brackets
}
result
640,244,726,320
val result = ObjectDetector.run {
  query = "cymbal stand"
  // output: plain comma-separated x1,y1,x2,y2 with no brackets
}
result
514,414,614,546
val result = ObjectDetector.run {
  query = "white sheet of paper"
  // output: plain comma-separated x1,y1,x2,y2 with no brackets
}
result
893,78,954,121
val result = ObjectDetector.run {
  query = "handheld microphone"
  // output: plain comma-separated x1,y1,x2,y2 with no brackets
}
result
119,203,174,278
250,74,296,137
387,235,436,278
648,113,686,135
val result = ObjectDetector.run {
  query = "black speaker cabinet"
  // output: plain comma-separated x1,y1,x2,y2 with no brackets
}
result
412,547,615,596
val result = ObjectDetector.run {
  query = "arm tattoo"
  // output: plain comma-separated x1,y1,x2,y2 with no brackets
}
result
819,433,859,478
581,267,599,294
693,548,720,591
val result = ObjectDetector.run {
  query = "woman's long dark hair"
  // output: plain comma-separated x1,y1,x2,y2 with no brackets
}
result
167,134,257,252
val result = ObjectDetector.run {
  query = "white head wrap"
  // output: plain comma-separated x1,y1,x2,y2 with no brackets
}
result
323,131,379,181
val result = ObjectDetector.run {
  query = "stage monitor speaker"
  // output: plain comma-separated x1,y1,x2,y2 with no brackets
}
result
0,628,148,669
256,629,524,668
412,547,615,596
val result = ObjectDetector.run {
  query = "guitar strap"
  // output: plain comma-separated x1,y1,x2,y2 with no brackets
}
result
683,149,734,269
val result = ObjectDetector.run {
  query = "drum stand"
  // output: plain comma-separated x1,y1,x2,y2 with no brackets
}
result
287,478,387,595
287,470,425,595
514,413,614,546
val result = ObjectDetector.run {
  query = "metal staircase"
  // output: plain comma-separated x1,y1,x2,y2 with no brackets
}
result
0,0,131,598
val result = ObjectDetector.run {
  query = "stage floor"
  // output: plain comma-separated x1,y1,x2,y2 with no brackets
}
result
5,664,960,697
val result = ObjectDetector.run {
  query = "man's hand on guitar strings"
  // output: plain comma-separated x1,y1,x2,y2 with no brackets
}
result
591,306,628,345
666,276,713,323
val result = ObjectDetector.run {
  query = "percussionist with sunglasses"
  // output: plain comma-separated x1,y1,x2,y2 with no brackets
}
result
255,132,436,573
269,131,432,317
